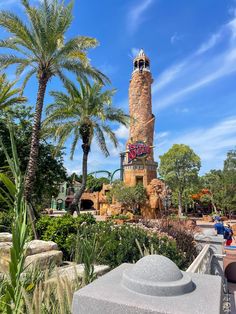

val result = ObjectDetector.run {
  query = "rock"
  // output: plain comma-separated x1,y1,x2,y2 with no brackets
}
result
0,242,12,273
25,240,58,256
24,250,63,271
48,263,110,284
0,233,12,242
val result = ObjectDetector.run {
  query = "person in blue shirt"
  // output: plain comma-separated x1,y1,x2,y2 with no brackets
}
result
224,224,234,246
214,219,225,235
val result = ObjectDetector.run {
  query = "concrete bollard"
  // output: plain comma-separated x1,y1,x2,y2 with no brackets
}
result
72,255,222,314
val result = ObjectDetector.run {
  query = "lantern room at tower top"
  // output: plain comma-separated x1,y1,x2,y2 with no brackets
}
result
123,49,158,188
133,48,150,73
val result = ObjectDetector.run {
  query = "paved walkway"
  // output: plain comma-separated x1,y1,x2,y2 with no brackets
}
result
228,282,236,313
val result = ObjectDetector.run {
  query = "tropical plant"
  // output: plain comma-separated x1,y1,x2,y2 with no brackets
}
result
36,213,96,260
0,0,107,204
43,79,128,212
110,181,147,213
0,124,29,313
0,74,26,111
85,175,110,192
159,144,201,216
0,107,67,211
36,218,189,269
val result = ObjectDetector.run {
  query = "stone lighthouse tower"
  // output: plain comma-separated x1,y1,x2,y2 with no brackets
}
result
123,49,157,187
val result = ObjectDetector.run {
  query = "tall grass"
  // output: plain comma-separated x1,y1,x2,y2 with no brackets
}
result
0,125,82,313
0,124,28,313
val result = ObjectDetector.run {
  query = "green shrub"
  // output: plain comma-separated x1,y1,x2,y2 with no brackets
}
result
142,219,198,269
111,214,129,220
0,211,14,232
36,215,195,269
36,213,96,260
63,222,183,268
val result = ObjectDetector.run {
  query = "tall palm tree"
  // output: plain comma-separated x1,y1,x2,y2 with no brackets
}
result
0,0,108,203
0,74,26,110
43,79,129,212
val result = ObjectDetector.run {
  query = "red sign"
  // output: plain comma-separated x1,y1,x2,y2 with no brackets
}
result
128,142,151,163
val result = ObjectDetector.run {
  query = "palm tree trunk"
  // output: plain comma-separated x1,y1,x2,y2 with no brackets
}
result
71,143,90,213
24,75,48,238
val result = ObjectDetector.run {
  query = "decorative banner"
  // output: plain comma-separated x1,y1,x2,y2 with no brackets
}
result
128,141,151,163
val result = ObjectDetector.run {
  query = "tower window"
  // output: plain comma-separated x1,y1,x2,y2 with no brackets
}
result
145,61,150,69
139,59,144,72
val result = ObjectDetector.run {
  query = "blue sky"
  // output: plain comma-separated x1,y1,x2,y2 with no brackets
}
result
2,0,236,176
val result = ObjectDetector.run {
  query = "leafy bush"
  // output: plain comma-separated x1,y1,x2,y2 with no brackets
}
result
36,213,96,260
111,214,129,220
0,211,14,232
37,216,184,269
141,219,198,269
73,223,184,268
110,181,147,212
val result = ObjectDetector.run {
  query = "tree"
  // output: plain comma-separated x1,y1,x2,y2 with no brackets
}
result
0,0,107,203
200,170,224,212
86,175,110,192
0,74,26,110
223,149,236,211
43,79,128,212
0,106,67,211
110,181,147,213
159,144,201,216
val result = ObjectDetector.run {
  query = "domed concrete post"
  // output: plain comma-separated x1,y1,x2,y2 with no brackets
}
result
72,255,223,314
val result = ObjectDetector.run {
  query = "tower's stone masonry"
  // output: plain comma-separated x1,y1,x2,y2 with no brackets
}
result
123,49,157,188
129,71,154,158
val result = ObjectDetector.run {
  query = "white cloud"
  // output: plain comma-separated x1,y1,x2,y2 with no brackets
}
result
127,0,154,33
170,33,182,45
156,116,236,173
114,125,129,140
196,32,222,55
153,12,236,111
152,61,186,93
156,131,169,139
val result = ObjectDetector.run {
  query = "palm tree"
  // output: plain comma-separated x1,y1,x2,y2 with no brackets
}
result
43,79,129,212
0,74,26,110
0,0,108,203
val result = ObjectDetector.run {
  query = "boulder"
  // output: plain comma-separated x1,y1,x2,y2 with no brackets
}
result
25,250,63,271
0,233,12,242
25,240,58,256
0,242,12,273
47,263,110,284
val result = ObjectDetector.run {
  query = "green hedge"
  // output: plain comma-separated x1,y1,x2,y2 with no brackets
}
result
36,215,187,268
36,213,96,260
0,211,14,232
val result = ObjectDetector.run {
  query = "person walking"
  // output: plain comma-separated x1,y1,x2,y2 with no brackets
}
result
224,224,234,246
214,218,225,235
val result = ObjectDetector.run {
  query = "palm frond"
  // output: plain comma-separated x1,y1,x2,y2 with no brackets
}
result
102,124,118,148
94,124,109,157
